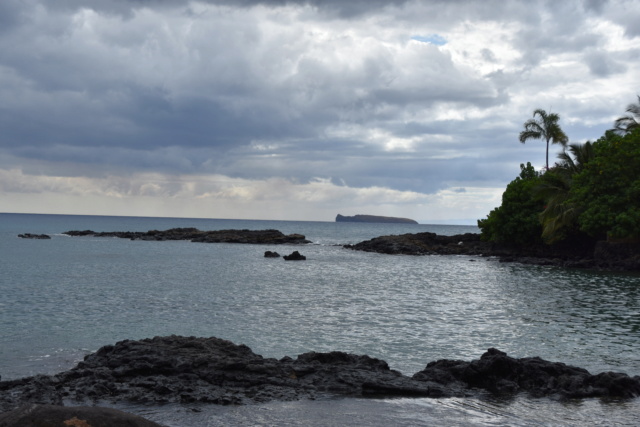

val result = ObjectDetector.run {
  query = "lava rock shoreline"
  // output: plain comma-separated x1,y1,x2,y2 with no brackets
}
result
344,232,640,271
63,228,310,244
1,336,639,414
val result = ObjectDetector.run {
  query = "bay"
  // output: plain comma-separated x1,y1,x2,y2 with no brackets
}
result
1,213,639,426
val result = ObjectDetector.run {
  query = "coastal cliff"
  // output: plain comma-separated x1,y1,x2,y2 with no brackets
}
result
336,214,418,224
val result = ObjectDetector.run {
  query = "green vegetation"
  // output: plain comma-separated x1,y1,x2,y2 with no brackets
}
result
479,99,640,246
477,162,544,245
569,130,640,240
535,141,594,243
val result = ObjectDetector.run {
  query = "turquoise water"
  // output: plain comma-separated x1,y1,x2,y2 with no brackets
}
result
1,213,640,425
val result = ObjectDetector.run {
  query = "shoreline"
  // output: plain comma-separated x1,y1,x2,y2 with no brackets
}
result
344,232,640,272
19,226,640,271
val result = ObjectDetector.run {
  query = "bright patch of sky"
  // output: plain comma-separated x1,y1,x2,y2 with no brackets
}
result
411,34,447,46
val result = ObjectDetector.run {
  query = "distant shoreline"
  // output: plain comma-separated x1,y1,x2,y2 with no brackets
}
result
336,214,418,224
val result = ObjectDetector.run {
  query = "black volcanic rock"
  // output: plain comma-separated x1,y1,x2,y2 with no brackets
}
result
283,251,306,260
336,214,418,224
1,336,638,414
344,232,639,271
17,233,51,239
63,230,96,236
264,251,281,258
344,232,491,256
62,228,310,245
413,348,640,399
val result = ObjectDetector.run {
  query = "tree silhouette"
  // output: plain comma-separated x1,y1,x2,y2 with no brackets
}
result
613,95,640,135
519,109,568,170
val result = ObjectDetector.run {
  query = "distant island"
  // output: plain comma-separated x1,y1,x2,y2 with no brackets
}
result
336,214,418,224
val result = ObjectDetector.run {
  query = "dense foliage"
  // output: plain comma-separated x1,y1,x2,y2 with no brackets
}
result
478,162,544,245
569,129,640,240
479,99,640,245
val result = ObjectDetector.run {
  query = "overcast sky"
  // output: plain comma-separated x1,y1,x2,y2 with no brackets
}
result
1,0,639,223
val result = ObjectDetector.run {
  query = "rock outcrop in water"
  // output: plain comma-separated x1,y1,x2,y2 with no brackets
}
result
17,233,51,239
1,336,639,414
63,228,310,244
283,251,306,260
414,348,640,398
344,232,640,271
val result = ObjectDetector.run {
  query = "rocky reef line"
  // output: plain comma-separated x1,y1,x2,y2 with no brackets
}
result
62,227,310,244
1,335,639,414
344,232,640,271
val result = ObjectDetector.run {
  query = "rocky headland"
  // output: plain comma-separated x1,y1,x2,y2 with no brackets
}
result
344,232,640,271
1,335,639,415
62,228,310,244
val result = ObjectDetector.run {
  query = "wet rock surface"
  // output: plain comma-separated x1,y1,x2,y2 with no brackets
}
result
0,404,161,427
344,232,640,271
1,336,638,414
283,251,306,260
63,228,310,244
414,348,640,399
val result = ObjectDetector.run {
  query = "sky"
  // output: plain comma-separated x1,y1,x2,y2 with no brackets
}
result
1,0,639,224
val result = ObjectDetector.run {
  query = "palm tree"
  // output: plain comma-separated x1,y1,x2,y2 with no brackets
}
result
519,109,569,170
534,141,594,243
556,141,595,175
613,95,640,135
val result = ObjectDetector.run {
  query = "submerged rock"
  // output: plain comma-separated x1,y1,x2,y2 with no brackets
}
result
1,336,638,414
17,233,51,239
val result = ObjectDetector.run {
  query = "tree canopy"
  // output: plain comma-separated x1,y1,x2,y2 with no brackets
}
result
569,129,640,240
478,162,544,245
613,95,640,135
479,99,640,246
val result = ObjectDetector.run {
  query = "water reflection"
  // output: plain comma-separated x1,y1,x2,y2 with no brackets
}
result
110,395,640,427
493,264,640,373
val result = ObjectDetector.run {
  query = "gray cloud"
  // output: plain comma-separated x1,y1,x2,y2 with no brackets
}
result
0,0,638,220
585,49,628,77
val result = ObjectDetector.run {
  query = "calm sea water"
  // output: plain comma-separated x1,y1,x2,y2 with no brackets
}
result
1,213,640,426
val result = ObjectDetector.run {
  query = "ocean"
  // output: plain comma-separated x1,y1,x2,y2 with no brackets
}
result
1,213,639,426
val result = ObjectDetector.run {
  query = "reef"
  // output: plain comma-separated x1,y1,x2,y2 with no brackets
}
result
62,228,310,244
